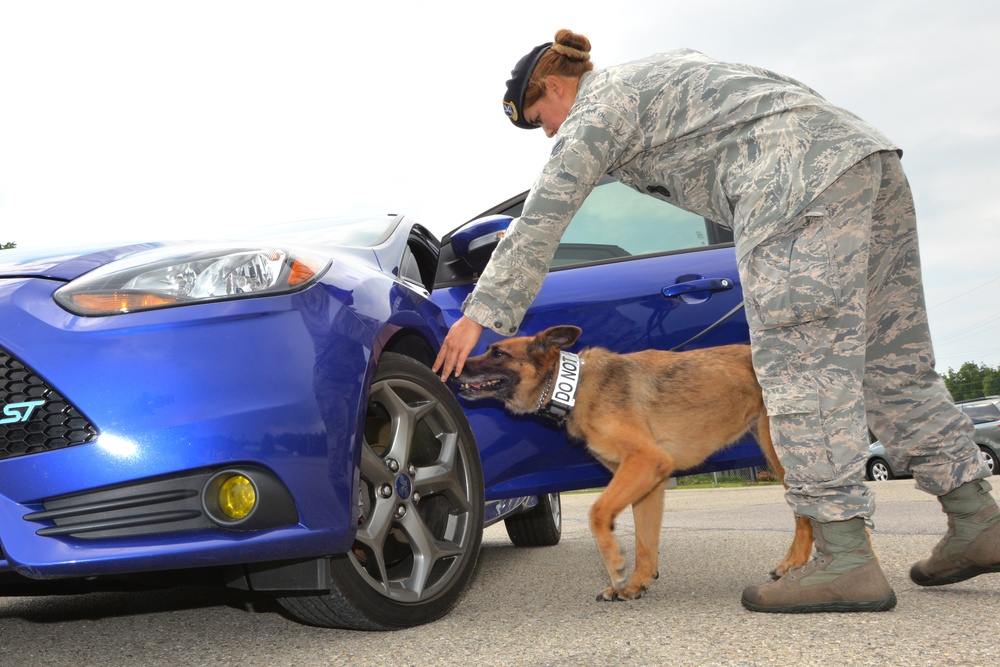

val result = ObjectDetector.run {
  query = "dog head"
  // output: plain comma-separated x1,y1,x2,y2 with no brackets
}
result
455,325,582,414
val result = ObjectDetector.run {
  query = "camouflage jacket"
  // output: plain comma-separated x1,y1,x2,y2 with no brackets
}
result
463,49,897,336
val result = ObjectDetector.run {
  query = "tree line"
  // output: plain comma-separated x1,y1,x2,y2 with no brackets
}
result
1,242,14,250
943,362,1000,402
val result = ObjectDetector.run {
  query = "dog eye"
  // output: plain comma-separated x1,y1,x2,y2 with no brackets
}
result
489,347,506,359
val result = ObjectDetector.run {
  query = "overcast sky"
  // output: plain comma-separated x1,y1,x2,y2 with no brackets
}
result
2,0,998,373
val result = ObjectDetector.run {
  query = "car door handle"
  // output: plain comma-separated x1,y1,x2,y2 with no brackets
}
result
661,278,735,298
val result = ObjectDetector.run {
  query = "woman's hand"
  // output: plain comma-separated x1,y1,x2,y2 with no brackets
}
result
432,316,485,381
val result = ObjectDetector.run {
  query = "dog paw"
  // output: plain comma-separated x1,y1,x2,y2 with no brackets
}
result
596,585,645,602
596,588,631,602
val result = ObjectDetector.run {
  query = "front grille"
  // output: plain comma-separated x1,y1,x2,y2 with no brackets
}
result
22,466,300,540
1,346,98,461
23,475,214,540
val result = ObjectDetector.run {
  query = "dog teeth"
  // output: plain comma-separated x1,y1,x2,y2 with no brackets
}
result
462,379,502,390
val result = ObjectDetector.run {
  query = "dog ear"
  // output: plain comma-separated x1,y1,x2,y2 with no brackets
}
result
531,325,582,354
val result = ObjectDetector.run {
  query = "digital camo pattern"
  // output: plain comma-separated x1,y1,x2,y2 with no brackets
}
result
745,152,989,523
462,50,987,519
463,48,897,336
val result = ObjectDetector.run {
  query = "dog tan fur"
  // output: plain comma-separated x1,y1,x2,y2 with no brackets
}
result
456,325,813,600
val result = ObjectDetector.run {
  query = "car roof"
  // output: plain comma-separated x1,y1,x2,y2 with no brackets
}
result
957,396,1000,405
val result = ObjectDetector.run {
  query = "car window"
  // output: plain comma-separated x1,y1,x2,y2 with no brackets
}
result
494,180,721,270
553,181,714,268
399,247,423,285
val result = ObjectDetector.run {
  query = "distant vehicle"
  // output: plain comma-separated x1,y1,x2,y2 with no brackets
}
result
956,396,1000,423
867,397,1000,481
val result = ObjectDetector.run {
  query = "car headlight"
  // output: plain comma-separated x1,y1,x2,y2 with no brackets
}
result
54,244,330,316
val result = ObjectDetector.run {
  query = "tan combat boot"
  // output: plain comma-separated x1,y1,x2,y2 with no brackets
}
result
742,517,897,613
910,479,1000,586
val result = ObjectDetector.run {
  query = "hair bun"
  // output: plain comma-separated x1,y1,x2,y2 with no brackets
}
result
552,29,592,61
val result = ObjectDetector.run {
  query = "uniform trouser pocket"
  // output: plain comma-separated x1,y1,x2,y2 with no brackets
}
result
761,382,836,485
741,210,841,331
759,371,873,522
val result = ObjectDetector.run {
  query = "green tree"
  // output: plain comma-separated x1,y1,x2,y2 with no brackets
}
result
984,369,1000,397
1,242,15,250
943,362,1000,401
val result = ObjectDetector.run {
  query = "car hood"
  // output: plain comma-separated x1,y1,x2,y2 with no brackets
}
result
0,216,405,282
0,242,182,281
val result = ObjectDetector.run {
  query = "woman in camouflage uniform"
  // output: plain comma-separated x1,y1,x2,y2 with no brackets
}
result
433,29,1000,613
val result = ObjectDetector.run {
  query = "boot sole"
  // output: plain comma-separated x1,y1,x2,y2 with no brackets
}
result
910,565,1000,587
741,590,897,614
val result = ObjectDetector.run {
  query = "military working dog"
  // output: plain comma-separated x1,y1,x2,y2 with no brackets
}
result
455,325,813,601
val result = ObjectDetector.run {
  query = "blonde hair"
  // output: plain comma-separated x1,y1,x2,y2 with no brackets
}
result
524,29,594,108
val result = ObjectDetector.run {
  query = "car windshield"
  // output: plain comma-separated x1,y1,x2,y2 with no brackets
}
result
964,403,1000,423
247,216,397,248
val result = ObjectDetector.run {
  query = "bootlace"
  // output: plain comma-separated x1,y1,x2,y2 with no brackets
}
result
787,555,826,581
932,517,957,557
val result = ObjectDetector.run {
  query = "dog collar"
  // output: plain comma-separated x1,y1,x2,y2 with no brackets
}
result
535,350,584,424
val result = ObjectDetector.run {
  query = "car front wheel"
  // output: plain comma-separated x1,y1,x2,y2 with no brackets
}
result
867,458,894,482
276,353,484,630
980,446,998,476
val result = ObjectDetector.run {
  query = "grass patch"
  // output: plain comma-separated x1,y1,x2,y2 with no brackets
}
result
565,471,782,494
674,471,782,489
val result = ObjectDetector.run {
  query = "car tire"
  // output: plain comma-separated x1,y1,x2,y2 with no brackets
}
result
979,446,998,476
276,352,484,630
504,493,562,547
867,458,895,482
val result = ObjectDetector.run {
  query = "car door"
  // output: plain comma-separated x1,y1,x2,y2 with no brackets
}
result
432,180,761,499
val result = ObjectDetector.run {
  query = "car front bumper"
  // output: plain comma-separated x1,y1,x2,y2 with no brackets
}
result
0,276,371,579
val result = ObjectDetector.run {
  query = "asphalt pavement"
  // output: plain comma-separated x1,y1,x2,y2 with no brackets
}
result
2,479,998,667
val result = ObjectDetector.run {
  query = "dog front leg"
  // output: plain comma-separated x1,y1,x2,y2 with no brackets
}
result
589,450,674,601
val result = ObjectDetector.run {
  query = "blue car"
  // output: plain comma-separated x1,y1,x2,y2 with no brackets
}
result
0,178,762,629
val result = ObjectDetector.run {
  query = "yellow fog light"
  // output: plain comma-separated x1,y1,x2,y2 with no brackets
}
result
218,475,257,520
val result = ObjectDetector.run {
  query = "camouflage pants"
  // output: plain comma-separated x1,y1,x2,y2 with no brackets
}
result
738,150,988,524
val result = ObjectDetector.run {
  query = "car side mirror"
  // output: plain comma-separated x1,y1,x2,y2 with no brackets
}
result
449,215,513,274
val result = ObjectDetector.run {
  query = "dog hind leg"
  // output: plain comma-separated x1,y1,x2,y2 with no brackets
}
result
773,515,816,578
755,412,814,576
